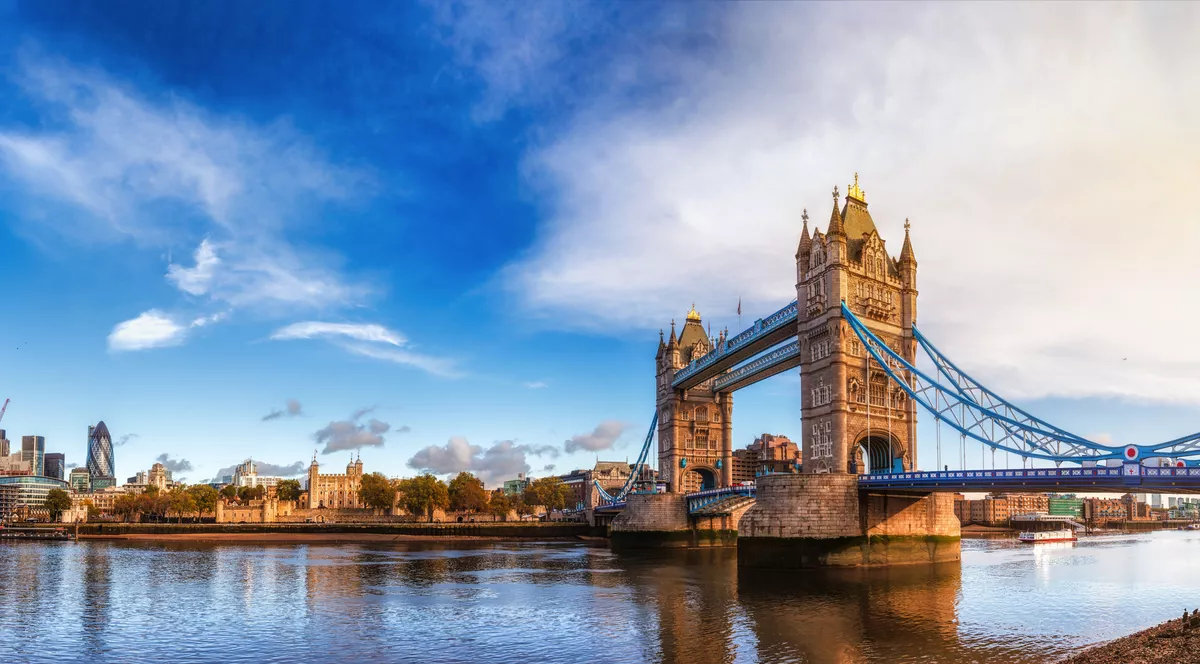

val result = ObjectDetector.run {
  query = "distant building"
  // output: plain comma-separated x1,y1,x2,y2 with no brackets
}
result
1084,497,1127,521
230,459,282,488
999,492,1048,516
44,453,65,481
0,453,32,476
968,497,1010,526
86,422,116,489
0,429,9,457
69,467,91,493
305,455,364,509
21,436,45,477
731,434,802,483
1048,494,1083,518
557,461,652,509
0,475,72,518
503,473,529,497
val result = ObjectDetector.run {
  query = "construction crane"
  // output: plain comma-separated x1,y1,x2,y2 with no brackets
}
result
0,399,7,425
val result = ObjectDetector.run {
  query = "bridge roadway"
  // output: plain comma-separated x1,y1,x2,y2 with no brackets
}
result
859,464,1200,494
598,464,1200,517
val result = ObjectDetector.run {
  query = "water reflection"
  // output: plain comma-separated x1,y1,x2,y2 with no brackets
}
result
0,533,1196,662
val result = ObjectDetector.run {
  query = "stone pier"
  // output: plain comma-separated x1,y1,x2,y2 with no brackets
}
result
737,474,960,568
609,493,739,548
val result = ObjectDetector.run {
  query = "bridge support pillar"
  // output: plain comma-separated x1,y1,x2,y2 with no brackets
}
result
609,493,737,548
738,474,960,568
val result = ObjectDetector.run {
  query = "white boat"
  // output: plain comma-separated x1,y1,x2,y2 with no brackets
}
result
1018,529,1077,543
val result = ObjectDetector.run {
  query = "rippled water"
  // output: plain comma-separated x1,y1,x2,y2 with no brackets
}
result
1,531,1198,663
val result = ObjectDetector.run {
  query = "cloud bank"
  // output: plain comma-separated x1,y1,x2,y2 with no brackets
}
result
441,3,1200,404
314,408,390,455
406,437,559,487
564,420,627,454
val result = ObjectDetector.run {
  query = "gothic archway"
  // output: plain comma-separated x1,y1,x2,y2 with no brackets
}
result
857,434,900,474
684,467,717,492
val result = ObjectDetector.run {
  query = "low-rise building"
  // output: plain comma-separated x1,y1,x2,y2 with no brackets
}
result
1001,492,1049,516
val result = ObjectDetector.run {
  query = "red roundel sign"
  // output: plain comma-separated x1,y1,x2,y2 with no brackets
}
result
1178,460,1187,468
1124,446,1139,461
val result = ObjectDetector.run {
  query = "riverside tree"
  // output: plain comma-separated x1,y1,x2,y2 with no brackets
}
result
486,490,511,521
358,472,396,512
522,477,574,516
44,488,72,522
448,472,488,513
398,474,449,522
276,479,302,501
219,485,238,502
168,489,197,523
186,484,218,515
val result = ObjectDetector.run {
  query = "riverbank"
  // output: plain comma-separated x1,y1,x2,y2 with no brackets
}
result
75,522,602,542
1062,612,1200,663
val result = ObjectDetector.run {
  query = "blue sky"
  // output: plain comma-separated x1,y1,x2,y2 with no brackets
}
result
1,2,1198,487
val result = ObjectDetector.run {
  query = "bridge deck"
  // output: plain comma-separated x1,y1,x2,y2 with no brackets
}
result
858,466,1200,494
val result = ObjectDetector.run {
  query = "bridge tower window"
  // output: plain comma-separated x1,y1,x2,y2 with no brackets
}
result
696,406,708,423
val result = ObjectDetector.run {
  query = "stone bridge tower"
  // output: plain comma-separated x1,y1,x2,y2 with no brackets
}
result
796,175,918,475
656,307,734,493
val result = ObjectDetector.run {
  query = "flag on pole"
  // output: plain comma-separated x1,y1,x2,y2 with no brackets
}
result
737,298,741,316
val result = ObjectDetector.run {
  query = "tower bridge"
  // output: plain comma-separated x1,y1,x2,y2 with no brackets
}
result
602,174,1200,567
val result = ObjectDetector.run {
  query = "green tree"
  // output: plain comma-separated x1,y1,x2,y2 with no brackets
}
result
522,477,573,516
187,484,219,514
276,479,302,502
44,488,72,522
448,472,488,513
83,499,99,521
114,493,139,522
143,484,160,497
168,489,197,523
486,490,511,521
219,485,238,502
237,485,265,502
398,474,449,522
359,472,396,512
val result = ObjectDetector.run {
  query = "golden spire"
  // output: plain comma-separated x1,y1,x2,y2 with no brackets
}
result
686,303,701,321
847,172,865,202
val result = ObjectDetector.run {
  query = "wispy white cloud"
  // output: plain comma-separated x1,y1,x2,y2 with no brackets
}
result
270,322,406,346
107,308,227,352
0,53,373,345
270,321,458,378
166,239,220,296
108,311,187,352
479,2,1200,404
523,381,548,389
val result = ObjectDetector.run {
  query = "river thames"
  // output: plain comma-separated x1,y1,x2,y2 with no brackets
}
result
0,532,1197,663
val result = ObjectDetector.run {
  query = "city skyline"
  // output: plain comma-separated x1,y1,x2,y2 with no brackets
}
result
3,3,1200,486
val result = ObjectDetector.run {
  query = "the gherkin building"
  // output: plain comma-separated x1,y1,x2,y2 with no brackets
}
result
87,421,116,488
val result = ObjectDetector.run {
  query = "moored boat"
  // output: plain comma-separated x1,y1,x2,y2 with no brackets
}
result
1018,529,1077,543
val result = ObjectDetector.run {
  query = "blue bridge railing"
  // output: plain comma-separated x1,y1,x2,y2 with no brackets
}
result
686,485,756,513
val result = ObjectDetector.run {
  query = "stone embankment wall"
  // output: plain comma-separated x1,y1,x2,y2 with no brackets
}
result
738,473,961,568
77,522,598,538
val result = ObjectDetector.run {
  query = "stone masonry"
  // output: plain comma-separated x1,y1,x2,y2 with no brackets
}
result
738,473,960,568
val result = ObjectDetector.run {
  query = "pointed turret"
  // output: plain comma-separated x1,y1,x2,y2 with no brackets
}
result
827,186,846,238
899,217,916,265
667,320,678,347
796,208,812,259
656,329,666,360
